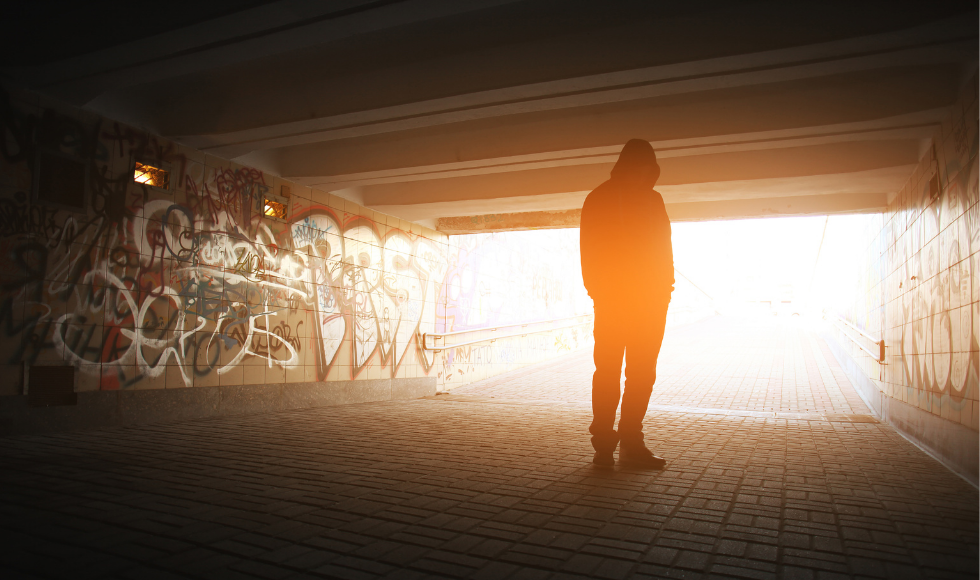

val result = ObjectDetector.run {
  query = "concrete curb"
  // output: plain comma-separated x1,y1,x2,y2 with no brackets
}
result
0,377,436,436
820,330,978,488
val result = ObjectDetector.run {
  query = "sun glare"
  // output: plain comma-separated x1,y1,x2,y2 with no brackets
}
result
671,215,869,317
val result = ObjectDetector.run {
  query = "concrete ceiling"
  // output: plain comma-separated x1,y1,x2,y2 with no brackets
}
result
4,0,976,231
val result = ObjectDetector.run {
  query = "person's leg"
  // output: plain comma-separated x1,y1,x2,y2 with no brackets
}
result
618,298,670,448
590,300,627,455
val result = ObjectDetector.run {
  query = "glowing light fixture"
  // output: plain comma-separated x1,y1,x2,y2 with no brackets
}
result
264,199,287,219
133,162,170,189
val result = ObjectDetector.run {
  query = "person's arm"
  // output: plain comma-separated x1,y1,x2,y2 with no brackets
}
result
579,196,598,296
580,191,615,300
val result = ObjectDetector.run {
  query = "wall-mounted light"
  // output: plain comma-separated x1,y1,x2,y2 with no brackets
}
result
264,199,287,219
133,161,171,190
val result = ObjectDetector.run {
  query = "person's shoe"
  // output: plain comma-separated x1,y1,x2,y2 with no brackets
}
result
593,451,615,468
618,445,666,469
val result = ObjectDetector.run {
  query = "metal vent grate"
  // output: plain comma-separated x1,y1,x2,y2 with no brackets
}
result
29,366,76,407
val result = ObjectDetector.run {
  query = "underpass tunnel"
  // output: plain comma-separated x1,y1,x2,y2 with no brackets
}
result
0,2,977,578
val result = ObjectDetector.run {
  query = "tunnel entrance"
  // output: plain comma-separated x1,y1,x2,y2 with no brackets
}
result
439,198,977,491
1,4,977,577
438,215,875,416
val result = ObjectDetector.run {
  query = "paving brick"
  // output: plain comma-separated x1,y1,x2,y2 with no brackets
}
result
814,572,851,580
780,532,812,549
378,568,431,580
467,538,512,559
710,563,777,580
376,543,429,567
304,536,359,554
744,543,778,562
775,567,814,580
593,557,636,580
312,563,378,580
212,539,269,559
636,562,707,579
675,549,712,571
118,565,197,580
283,548,338,569
643,546,678,565
227,560,294,579
715,539,748,557
1,320,977,580
470,561,522,580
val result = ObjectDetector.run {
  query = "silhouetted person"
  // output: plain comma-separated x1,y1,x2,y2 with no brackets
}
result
580,139,673,469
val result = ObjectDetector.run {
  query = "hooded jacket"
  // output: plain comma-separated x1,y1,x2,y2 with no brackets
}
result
580,139,674,303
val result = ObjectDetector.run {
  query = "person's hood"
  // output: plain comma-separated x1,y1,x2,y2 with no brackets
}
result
610,139,659,187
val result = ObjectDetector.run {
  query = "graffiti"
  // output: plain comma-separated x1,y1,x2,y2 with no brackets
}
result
233,251,265,276
441,230,589,330
897,155,979,404
291,216,332,247
555,332,572,352
285,214,449,376
0,90,599,396
438,230,593,386
0,92,462,392
0,195,64,239
836,94,978,423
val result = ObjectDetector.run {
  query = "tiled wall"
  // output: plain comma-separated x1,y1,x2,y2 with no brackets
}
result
0,87,610,401
437,227,718,389
0,88,452,396
830,72,979,432
439,229,594,388
0,85,724,403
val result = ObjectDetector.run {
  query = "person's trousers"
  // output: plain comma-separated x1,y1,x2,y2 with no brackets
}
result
590,296,670,453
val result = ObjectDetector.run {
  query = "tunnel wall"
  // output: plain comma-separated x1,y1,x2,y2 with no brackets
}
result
826,72,979,484
0,87,616,433
0,88,450,434
436,228,718,389
439,229,594,388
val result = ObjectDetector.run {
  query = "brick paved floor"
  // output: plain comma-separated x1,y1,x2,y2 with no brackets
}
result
455,316,867,415
1,316,977,579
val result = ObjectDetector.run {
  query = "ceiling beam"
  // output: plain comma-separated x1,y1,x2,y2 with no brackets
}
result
434,191,889,234
292,117,939,190
186,29,973,159
11,0,521,105
666,192,888,221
